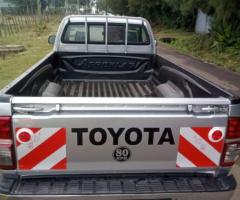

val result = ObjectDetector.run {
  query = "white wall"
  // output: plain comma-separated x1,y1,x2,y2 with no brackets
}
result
195,9,212,34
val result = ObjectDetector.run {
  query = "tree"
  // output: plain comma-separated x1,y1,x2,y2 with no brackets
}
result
4,0,38,9
97,0,128,15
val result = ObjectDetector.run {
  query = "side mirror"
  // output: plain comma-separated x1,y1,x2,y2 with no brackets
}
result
48,35,56,45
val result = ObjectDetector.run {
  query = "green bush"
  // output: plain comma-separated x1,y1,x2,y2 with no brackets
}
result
210,22,240,52
159,32,240,73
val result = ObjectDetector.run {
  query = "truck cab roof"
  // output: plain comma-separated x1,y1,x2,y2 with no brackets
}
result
67,15,148,24
54,15,156,54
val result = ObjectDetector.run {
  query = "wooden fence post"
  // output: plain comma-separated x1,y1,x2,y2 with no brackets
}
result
0,9,2,37
20,12,24,27
16,10,23,29
3,10,12,36
7,17,14,35
12,15,19,33
1,9,7,37
26,6,30,25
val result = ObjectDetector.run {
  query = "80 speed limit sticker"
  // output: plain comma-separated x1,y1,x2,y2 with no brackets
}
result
113,147,131,162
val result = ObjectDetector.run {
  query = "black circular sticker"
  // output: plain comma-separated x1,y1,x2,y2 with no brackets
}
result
113,147,131,162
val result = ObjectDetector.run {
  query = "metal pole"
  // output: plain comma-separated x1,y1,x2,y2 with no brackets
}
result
65,0,69,15
37,0,41,22
141,0,144,16
105,0,108,15
77,0,80,14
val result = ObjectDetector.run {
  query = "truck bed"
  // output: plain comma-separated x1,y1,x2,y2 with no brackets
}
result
2,53,232,99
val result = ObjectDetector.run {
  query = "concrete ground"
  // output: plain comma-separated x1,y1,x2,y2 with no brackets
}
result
157,44,240,200
231,162,240,200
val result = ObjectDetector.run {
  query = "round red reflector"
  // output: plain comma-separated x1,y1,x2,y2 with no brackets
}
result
208,128,224,143
212,130,223,141
16,128,34,144
18,132,31,143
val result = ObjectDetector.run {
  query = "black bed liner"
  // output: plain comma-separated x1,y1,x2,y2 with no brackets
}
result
2,53,232,98
62,79,160,98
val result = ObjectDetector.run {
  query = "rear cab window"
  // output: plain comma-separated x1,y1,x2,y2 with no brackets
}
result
62,24,85,43
108,24,125,45
128,24,150,45
88,24,105,44
62,22,150,46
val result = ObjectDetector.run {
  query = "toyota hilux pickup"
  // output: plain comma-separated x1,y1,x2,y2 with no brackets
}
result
0,15,240,200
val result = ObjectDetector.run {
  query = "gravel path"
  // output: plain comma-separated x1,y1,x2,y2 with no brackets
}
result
157,45,240,96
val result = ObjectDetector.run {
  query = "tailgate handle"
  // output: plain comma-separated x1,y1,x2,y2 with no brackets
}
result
189,105,226,114
13,104,61,113
201,106,220,112
13,107,44,113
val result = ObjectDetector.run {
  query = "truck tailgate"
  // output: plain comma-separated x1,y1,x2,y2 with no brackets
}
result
11,97,230,172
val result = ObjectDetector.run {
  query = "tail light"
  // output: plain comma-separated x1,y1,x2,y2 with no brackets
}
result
0,116,16,169
221,117,240,167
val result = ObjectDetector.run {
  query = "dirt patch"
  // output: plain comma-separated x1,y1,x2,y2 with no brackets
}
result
159,37,176,44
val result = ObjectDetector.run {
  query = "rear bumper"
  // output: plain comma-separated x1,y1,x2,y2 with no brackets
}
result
0,173,236,200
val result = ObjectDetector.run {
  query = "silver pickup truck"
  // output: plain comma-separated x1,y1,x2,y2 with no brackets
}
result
0,15,240,200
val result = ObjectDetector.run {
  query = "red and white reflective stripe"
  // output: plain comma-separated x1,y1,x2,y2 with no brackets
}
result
176,127,226,168
32,145,66,170
177,152,196,168
16,128,67,170
17,128,60,160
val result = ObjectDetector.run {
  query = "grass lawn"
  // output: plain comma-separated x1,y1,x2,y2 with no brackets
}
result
0,20,59,89
154,28,240,73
